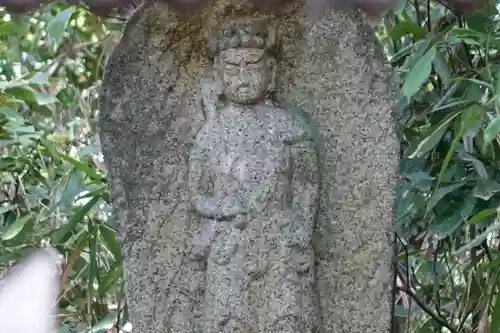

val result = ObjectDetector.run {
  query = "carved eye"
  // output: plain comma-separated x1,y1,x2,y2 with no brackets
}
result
246,62,265,70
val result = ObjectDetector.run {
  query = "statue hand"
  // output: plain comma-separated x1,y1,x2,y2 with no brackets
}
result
193,196,218,218
187,243,209,261
187,218,225,261
219,196,246,218
233,214,248,230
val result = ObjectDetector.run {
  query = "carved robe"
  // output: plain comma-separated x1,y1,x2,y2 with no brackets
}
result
188,102,319,333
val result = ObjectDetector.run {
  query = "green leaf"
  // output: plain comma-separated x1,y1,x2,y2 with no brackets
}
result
457,150,489,179
99,225,122,262
484,116,500,146
389,19,426,41
0,79,31,91
472,181,500,201
5,86,58,107
0,253,19,265
433,51,451,88
60,155,106,182
425,260,446,281
465,11,493,33
406,171,434,192
33,92,59,106
4,86,37,103
0,107,24,126
2,213,32,241
30,72,51,86
448,28,485,40
491,285,500,333
58,325,71,333
51,195,101,244
396,182,415,221
58,168,85,209
407,111,461,159
87,313,117,333
426,182,466,212
432,100,471,113
436,106,484,188
88,224,99,300
46,8,74,49
429,196,476,239
466,208,498,225
430,82,459,112
99,261,122,296
402,45,436,99
0,21,25,36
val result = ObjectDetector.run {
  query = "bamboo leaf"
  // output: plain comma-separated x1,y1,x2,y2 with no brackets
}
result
2,213,32,241
402,45,436,100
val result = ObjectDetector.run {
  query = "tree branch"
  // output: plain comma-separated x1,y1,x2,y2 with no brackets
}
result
397,286,459,333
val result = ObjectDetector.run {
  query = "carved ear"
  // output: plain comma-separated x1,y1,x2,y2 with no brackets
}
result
201,68,224,121
0,248,60,333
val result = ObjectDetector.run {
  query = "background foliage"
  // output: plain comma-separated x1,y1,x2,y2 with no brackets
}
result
378,1,500,332
1,1,500,332
0,4,126,332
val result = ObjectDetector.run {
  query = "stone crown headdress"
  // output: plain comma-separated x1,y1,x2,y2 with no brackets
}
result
208,19,278,59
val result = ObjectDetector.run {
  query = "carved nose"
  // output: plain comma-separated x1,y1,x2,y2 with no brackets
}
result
239,67,251,81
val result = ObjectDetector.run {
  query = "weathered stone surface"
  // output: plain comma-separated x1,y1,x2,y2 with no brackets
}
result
99,1,398,333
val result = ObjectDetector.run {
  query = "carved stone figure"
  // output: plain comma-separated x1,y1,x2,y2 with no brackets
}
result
188,19,320,333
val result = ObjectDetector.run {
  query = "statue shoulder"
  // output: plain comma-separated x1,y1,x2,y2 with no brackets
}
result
265,103,317,144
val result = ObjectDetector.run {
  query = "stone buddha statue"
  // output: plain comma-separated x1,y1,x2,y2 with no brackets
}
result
188,18,320,333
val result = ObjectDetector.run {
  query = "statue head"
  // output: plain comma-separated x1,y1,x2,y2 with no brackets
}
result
208,20,277,106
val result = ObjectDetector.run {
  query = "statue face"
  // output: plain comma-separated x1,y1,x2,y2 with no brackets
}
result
218,48,271,105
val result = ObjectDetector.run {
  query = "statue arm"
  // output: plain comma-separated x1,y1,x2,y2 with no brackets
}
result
288,139,320,249
188,141,212,213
